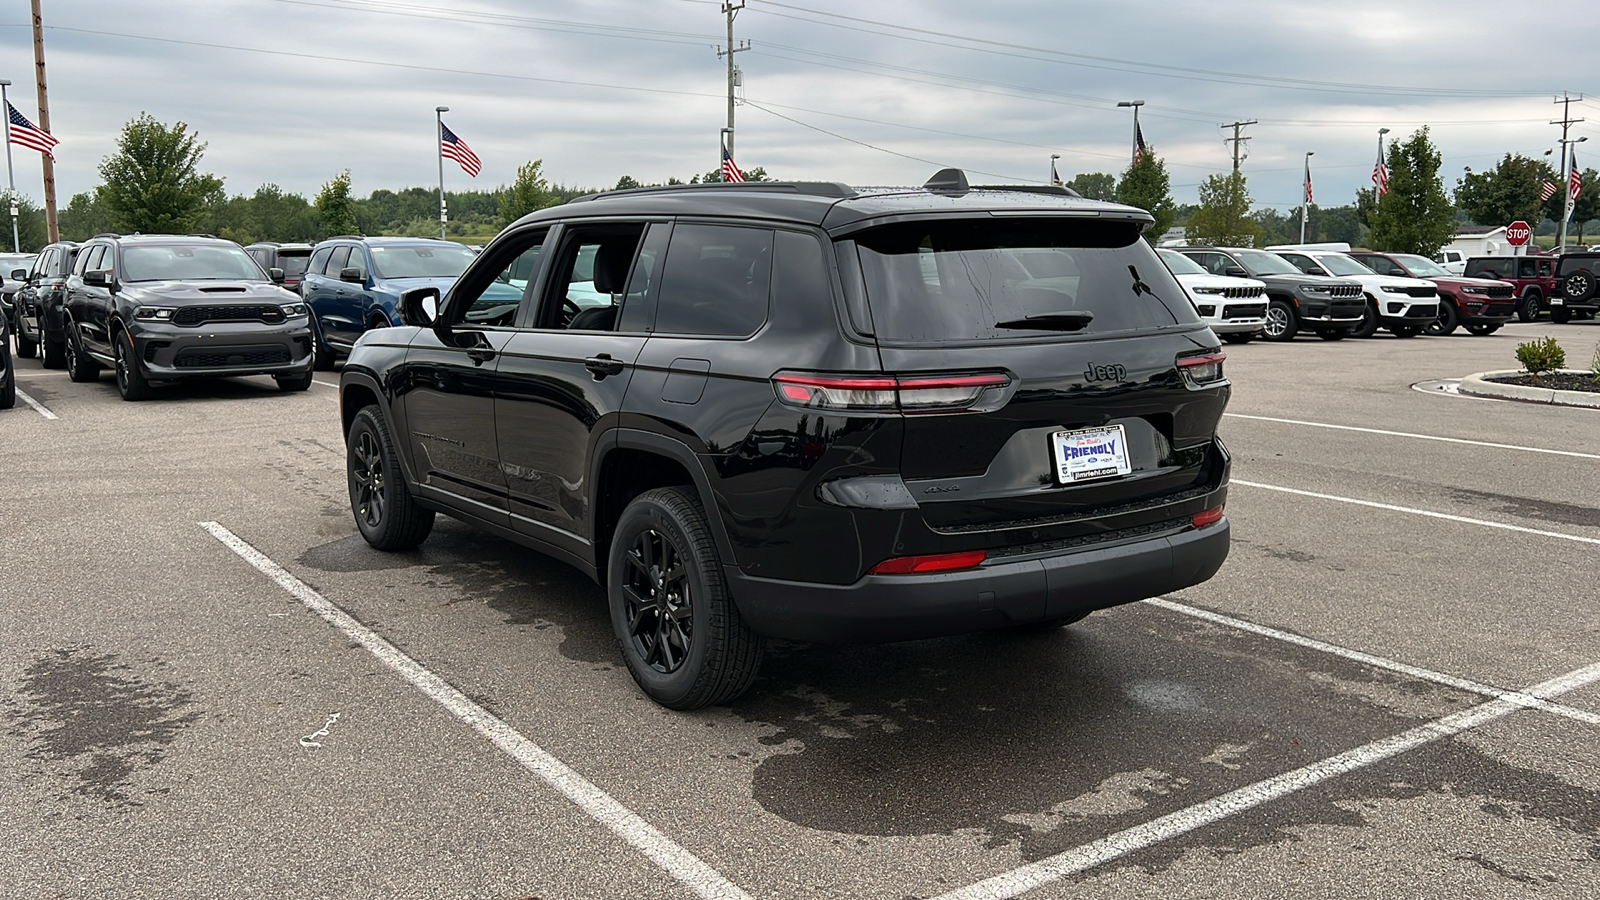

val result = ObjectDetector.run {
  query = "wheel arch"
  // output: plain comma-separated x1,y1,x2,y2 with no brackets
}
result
596,430,738,588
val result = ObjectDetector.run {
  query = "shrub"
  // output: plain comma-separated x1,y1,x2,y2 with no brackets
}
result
1590,342,1600,382
1515,336,1566,375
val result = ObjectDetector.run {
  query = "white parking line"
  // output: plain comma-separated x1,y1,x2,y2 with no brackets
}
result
934,658,1600,900
1147,597,1600,726
1231,479,1600,547
313,379,339,390
1224,413,1600,460
14,387,58,420
200,522,753,900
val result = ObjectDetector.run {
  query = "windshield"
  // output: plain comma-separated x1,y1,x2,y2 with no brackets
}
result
1157,249,1207,276
370,243,477,279
121,244,267,282
851,218,1196,342
1315,254,1376,277
1393,254,1449,277
1232,249,1302,276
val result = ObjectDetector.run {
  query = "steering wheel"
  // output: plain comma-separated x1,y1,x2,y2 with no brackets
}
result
561,298,581,326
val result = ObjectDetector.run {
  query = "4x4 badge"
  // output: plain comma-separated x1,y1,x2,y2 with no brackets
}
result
1083,362,1127,383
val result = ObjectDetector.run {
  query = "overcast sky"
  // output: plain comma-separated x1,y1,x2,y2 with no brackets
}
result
3,0,1596,213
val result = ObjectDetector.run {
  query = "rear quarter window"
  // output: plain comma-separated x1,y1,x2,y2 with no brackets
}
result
653,223,773,337
849,218,1195,343
1467,259,1514,279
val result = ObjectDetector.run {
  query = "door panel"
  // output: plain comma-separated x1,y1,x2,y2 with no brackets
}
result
400,327,517,524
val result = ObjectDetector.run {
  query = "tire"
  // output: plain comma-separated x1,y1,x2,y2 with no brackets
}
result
1315,329,1348,341
1465,323,1501,336
1351,299,1381,338
1517,292,1541,323
41,335,65,369
64,320,101,383
1551,305,1572,324
311,317,335,371
112,329,154,401
1261,299,1298,342
608,486,763,710
1221,332,1255,344
0,328,14,410
1390,325,1422,338
347,404,435,551
275,370,314,392
14,312,38,358
1426,299,1459,336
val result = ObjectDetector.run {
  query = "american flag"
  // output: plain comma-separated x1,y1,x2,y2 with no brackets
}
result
7,101,58,158
1050,157,1061,187
440,122,481,177
1540,180,1559,203
1569,150,1582,202
721,145,745,183
1372,155,1389,196
1303,157,1313,205
1133,122,1147,163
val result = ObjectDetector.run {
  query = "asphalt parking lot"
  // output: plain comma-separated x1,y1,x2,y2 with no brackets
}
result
4,320,1598,900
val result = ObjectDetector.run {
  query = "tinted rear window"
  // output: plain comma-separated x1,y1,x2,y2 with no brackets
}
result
276,251,311,278
1466,258,1514,279
850,219,1194,342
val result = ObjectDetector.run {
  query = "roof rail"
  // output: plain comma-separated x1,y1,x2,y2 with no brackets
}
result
324,235,365,241
91,232,121,239
568,181,858,204
187,233,218,239
971,184,1082,198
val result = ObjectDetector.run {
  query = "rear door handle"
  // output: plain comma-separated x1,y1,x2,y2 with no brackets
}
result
467,347,497,365
585,354,625,377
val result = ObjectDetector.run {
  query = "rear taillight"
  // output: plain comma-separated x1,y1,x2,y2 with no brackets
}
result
773,371,1011,414
1192,505,1224,528
1176,350,1226,389
868,550,987,575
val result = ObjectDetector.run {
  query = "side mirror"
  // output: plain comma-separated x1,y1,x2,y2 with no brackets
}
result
339,266,365,284
83,269,115,289
399,286,440,327
10,267,25,280
1224,266,1248,278
268,266,285,284
1309,266,1328,276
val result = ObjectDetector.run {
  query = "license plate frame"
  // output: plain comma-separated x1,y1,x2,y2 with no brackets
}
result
1051,424,1132,485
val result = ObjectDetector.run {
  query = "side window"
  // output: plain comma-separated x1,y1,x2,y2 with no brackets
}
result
653,223,774,337
345,246,368,279
326,246,352,274
78,244,104,274
1191,253,1226,276
1281,253,1315,275
308,247,332,276
451,229,548,328
31,248,53,279
538,224,648,332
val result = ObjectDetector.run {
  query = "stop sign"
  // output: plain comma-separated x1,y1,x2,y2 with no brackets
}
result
1506,220,1532,246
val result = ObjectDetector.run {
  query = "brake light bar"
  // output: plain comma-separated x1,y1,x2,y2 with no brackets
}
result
773,371,1011,414
1176,350,1226,388
869,549,987,575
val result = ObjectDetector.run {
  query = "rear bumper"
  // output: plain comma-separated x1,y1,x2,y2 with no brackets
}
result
726,517,1230,643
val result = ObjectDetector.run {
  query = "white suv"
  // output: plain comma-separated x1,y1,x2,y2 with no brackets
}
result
1157,248,1267,344
1269,247,1439,339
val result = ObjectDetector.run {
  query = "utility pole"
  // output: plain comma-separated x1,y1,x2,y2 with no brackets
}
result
1,80,18,253
716,2,749,176
1553,92,1585,252
31,0,57,242
1222,119,1257,172
1116,100,1144,165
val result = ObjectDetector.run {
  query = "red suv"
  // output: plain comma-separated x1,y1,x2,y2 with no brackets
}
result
1463,255,1557,322
1347,252,1516,335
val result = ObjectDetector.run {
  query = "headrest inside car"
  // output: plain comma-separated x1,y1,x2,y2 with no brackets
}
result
591,241,635,294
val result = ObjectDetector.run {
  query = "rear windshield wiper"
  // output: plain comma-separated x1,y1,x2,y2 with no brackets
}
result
994,310,1094,331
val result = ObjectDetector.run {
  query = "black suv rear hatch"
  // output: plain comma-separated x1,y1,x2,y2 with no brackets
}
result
841,216,1229,551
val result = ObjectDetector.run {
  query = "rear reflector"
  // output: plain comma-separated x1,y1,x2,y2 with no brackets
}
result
868,549,987,575
1192,505,1225,528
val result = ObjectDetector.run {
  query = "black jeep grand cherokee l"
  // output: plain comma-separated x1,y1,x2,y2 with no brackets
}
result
62,234,314,399
339,170,1233,708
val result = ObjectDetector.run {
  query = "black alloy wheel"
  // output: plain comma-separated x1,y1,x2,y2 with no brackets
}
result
113,331,153,401
1426,300,1459,336
608,486,762,710
346,405,435,550
1261,300,1298,342
0,324,13,410
1351,300,1381,338
14,311,38,358
1518,293,1541,322
311,318,335,371
64,321,100,383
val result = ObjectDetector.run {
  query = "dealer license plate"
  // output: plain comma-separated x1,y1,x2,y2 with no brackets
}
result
1052,424,1132,484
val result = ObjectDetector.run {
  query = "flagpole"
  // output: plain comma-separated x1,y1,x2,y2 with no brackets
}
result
435,106,448,241
1,80,19,253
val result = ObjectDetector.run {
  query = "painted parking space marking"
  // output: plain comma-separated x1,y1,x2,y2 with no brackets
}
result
933,658,1600,900
313,379,340,390
200,522,754,900
14,387,58,420
1148,597,1600,726
1224,413,1597,459
1231,479,1600,547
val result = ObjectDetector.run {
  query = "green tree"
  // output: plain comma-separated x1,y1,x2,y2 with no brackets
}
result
96,112,223,233
4,194,48,252
614,175,642,191
1186,171,1261,246
1066,172,1117,201
1454,153,1553,228
1115,151,1175,243
1366,127,1454,255
315,170,359,236
497,159,555,227
59,190,115,241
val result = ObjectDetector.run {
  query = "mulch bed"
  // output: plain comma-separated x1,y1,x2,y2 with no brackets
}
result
1486,373,1600,393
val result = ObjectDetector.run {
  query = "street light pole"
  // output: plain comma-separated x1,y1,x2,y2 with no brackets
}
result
1116,100,1144,165
1377,127,1390,191
1558,135,1588,252
1300,151,1314,245
436,106,448,242
0,79,19,253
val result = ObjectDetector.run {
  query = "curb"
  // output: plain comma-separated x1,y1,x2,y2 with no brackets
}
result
1459,370,1600,409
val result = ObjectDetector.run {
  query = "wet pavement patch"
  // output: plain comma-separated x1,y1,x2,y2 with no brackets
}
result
9,647,201,805
728,604,1482,864
1447,487,1600,528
